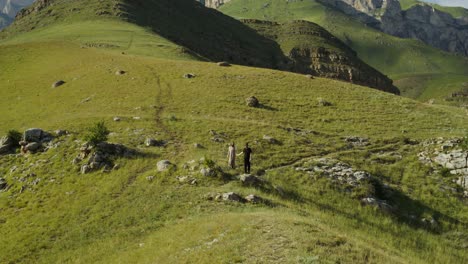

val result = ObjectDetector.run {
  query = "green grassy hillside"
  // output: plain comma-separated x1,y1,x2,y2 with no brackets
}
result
1,38,468,263
399,0,468,18
220,0,468,105
1,0,468,263
2,0,289,70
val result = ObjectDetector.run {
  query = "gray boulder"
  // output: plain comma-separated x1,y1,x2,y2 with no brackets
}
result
157,160,172,172
222,192,244,202
246,96,259,107
217,61,231,67
54,130,68,137
200,167,215,177
25,142,42,152
245,194,263,204
361,197,393,212
24,128,44,142
52,80,65,88
145,138,159,147
239,174,262,186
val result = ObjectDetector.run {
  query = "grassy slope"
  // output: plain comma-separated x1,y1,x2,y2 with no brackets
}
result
399,0,468,18
220,0,468,105
0,38,468,263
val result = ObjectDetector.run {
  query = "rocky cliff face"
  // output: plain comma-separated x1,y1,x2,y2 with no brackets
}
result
243,19,400,94
320,0,468,56
0,0,34,29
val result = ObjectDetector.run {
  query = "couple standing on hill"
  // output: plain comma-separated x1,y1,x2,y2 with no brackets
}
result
227,143,252,174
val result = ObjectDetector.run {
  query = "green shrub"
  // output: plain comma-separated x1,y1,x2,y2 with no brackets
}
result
84,121,110,146
7,130,22,146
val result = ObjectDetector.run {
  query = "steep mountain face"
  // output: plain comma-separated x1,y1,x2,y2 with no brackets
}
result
0,0,34,29
320,0,468,56
243,19,400,94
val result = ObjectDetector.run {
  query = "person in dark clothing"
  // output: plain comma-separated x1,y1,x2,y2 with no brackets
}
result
237,143,252,174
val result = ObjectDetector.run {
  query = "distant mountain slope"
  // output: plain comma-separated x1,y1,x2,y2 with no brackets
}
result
242,19,399,94
319,0,468,57
0,0,34,29
219,0,468,104
1,0,399,93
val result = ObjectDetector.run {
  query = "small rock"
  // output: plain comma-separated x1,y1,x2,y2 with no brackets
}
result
115,70,126,75
133,117,141,120
245,194,263,203
246,96,259,107
183,73,196,79
239,174,262,186
177,176,197,185
194,143,203,149
305,74,314,79
200,168,215,177
217,61,231,67
72,157,82,165
222,192,244,202
113,117,121,122
146,176,155,182
25,142,42,152
52,80,65,88
345,136,370,147
317,98,332,107
113,164,121,170
55,130,68,137
145,138,160,147
157,160,172,172
81,165,91,174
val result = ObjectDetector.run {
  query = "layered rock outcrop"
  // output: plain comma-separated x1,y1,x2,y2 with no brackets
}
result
243,19,400,94
320,0,468,56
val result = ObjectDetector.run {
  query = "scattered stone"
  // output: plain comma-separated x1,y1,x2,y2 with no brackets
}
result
305,74,314,79
157,160,172,172
345,136,370,147
52,80,65,88
25,142,42,153
115,70,126,75
245,194,263,204
146,176,155,182
0,136,14,154
434,149,468,170
54,130,68,137
211,136,225,143
222,192,244,202
145,138,159,147
263,135,279,144
317,98,332,107
246,96,259,107
200,168,215,177
81,165,91,174
72,157,82,165
297,158,372,187
113,164,121,170
217,61,231,67
183,73,196,79
194,143,203,149
239,174,262,187
113,117,121,122
177,176,197,185
133,117,141,120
